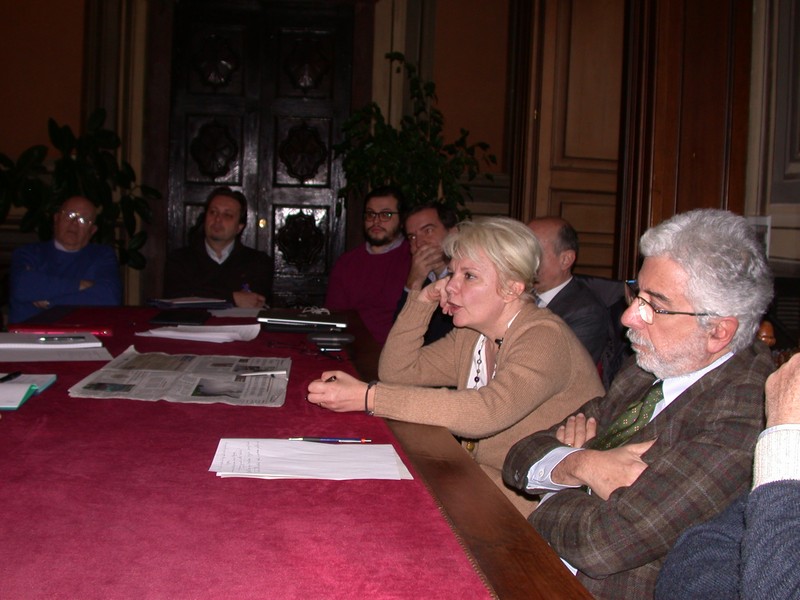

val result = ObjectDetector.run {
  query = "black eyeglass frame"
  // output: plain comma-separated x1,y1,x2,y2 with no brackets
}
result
624,279,710,324
363,210,397,223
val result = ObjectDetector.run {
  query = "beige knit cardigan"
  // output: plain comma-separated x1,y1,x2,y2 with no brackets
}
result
376,290,605,515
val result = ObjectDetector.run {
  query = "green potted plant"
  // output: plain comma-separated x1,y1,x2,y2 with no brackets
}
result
334,52,496,218
0,108,160,269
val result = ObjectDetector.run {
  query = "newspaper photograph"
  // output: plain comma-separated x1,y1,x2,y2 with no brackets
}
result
68,345,291,407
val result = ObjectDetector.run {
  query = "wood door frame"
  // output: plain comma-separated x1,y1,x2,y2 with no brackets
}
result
618,0,753,276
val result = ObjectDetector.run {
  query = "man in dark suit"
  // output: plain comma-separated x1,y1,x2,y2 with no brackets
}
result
656,352,800,599
164,187,272,307
396,202,458,345
503,209,775,600
527,217,610,364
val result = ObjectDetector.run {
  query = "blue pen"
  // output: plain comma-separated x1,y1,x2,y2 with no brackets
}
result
241,283,251,292
288,437,372,444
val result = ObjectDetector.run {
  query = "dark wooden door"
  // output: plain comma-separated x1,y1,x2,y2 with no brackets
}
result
168,0,352,307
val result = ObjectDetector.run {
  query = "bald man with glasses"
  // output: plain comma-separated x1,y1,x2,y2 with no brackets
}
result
324,186,410,344
502,209,775,600
9,195,122,323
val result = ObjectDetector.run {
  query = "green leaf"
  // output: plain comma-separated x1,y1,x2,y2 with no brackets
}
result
86,108,106,132
127,230,147,251
15,145,48,174
133,196,153,222
120,161,136,185
125,248,146,270
139,184,162,200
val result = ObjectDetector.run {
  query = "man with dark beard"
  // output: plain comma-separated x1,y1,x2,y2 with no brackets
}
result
502,209,775,600
325,186,410,344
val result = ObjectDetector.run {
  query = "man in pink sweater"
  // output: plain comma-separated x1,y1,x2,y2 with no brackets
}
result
325,186,410,344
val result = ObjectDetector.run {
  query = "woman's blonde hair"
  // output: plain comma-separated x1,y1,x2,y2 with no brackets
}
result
442,216,541,302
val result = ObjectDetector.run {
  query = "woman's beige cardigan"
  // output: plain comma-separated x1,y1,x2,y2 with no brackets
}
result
376,290,605,514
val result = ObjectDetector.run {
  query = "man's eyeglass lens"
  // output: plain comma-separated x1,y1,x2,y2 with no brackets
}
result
61,211,93,226
624,280,708,324
363,211,395,222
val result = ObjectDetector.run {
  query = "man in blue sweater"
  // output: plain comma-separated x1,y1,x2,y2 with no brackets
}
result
9,196,122,323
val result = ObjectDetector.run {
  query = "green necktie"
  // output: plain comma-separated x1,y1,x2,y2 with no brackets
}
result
589,381,663,450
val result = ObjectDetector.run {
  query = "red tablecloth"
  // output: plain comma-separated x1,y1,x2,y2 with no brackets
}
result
0,308,491,599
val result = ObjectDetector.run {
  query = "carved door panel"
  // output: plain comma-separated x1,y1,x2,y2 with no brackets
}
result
169,1,351,306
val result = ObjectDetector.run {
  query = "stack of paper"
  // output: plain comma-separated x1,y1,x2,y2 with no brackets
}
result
0,333,102,349
209,439,413,480
0,374,57,409
135,324,261,343
0,333,112,362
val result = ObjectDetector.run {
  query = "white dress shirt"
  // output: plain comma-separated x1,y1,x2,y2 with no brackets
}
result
536,277,572,308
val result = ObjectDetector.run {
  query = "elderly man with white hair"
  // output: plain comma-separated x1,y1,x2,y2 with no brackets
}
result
503,209,775,600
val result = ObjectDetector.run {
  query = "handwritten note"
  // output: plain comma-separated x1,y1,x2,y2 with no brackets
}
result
209,439,413,480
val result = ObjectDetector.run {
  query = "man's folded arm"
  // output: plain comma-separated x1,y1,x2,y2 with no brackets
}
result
531,435,756,579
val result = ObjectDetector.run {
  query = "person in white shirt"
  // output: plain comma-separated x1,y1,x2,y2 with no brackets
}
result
527,217,610,364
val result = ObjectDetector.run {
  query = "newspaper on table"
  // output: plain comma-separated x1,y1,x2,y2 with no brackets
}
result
68,345,291,407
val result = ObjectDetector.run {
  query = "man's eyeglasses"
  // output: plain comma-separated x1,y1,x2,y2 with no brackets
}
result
624,280,710,325
363,210,396,223
60,210,94,227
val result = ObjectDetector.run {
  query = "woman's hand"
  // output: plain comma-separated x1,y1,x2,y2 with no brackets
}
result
418,276,449,308
306,370,367,412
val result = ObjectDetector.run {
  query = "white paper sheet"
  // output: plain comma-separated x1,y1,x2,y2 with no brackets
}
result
135,324,261,343
0,347,113,362
209,439,413,480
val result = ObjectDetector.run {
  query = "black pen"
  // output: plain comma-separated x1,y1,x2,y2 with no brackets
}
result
0,371,22,383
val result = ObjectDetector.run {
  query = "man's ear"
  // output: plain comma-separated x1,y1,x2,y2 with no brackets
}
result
559,249,576,272
707,316,739,354
237,223,245,235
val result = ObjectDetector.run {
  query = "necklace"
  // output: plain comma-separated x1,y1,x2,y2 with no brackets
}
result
473,336,502,389
472,309,521,388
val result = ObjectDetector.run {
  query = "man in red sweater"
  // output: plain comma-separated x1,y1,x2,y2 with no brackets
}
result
325,186,410,344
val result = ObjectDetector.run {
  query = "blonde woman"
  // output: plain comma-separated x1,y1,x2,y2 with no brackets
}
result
308,216,603,513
